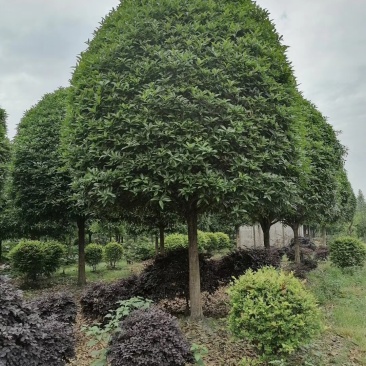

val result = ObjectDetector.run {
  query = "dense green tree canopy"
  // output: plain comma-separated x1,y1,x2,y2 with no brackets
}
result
65,0,299,214
64,0,304,317
12,88,71,239
282,97,345,261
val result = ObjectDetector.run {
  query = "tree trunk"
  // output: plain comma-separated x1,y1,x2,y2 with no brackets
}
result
155,235,159,256
77,216,87,286
253,226,256,248
292,223,301,264
88,231,92,244
187,207,202,320
159,225,165,255
259,219,271,249
321,226,327,246
0,239,2,262
235,225,240,248
348,220,354,236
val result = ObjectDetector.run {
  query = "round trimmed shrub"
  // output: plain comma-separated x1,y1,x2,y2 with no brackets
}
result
165,233,187,251
214,232,231,250
9,240,44,280
107,306,193,366
85,243,104,271
228,267,322,357
9,240,66,280
0,276,75,366
329,236,366,269
105,241,124,268
42,241,66,276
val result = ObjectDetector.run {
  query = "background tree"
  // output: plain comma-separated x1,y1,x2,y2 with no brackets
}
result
12,89,71,239
323,168,356,240
65,0,302,318
283,97,345,263
11,88,88,285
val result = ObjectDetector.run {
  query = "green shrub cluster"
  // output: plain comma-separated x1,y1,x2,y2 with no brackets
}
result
85,243,104,271
105,242,124,268
329,236,366,269
124,237,155,262
164,231,230,252
165,233,187,251
9,240,66,280
228,267,322,358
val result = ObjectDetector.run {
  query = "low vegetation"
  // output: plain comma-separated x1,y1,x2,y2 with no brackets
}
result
228,267,322,359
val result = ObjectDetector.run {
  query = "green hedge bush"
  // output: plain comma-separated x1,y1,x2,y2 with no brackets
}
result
165,231,229,252
85,244,104,271
165,233,187,251
206,232,219,251
228,267,322,358
9,240,65,280
105,241,124,268
329,236,366,269
214,232,231,250
9,241,44,280
125,237,155,262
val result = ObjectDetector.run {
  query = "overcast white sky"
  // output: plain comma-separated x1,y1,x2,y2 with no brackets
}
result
0,0,365,194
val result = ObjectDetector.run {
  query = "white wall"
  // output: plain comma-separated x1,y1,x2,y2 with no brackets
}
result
238,222,304,248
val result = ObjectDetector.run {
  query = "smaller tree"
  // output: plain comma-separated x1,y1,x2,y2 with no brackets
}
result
105,241,124,268
85,243,104,271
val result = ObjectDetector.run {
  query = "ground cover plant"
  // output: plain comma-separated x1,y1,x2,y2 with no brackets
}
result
30,292,77,324
0,276,75,366
108,306,194,366
83,297,153,366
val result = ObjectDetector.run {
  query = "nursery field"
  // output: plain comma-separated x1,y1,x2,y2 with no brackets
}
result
4,254,363,366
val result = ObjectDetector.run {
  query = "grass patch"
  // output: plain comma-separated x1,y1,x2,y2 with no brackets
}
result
308,261,366,365
58,259,132,283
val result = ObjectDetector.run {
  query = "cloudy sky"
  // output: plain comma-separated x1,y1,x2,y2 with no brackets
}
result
0,0,365,194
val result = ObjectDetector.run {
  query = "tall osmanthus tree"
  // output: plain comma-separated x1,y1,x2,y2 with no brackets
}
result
12,89,71,238
11,88,88,285
319,167,356,243
283,97,345,263
64,0,300,318
0,108,11,260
